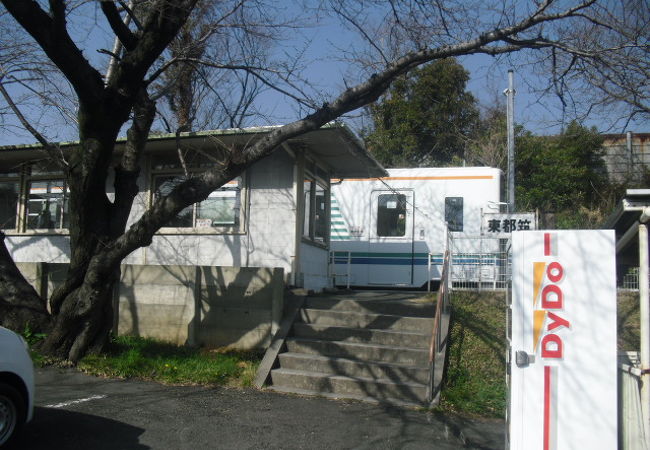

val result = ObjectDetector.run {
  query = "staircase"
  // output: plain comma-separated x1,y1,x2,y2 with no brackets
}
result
256,291,446,407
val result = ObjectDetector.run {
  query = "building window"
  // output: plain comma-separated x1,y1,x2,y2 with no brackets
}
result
26,180,70,230
303,175,329,243
445,197,463,232
377,193,406,237
153,174,242,229
314,183,327,242
303,179,313,238
0,181,19,230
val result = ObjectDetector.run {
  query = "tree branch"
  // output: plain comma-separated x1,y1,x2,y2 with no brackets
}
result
0,78,68,170
100,0,138,51
106,0,200,100
1,0,105,105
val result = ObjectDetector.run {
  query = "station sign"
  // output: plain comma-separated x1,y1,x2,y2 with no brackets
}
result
482,213,536,237
509,230,617,450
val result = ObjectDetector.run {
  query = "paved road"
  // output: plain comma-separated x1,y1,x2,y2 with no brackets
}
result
16,367,504,449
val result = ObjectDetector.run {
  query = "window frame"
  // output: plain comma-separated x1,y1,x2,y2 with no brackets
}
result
25,178,70,231
3,163,72,235
301,168,330,246
0,175,21,232
150,169,247,235
376,192,408,237
445,196,464,232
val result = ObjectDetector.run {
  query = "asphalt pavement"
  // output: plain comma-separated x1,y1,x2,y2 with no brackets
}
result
15,367,505,449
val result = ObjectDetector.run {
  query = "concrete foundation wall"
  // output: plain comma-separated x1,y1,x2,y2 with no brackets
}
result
15,262,284,349
15,262,68,303
118,265,198,346
118,265,284,348
197,266,284,349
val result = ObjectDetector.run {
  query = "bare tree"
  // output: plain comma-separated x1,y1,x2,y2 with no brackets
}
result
151,0,280,132
465,100,510,170
0,0,645,362
519,0,649,129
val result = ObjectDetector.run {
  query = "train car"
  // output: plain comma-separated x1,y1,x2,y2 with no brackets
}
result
330,167,502,287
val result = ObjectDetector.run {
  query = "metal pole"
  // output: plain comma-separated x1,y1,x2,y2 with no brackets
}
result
346,251,351,290
505,70,516,213
639,212,650,444
427,254,431,293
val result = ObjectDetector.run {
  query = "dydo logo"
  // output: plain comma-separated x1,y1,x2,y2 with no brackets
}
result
532,232,571,450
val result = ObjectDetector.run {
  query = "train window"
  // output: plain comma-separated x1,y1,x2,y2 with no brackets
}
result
377,194,406,237
445,197,463,231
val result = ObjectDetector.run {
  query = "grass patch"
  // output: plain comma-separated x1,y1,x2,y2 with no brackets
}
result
77,335,262,388
439,291,507,418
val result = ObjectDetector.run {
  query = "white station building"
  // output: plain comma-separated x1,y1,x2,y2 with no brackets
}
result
0,124,386,292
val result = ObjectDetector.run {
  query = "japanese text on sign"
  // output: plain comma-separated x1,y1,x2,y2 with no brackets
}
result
482,213,536,237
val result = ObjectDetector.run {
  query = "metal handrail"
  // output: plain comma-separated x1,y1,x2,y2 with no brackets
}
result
430,249,450,358
427,226,452,403
330,250,352,289
426,249,450,403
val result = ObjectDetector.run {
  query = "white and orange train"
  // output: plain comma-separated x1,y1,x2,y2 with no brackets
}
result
329,167,503,288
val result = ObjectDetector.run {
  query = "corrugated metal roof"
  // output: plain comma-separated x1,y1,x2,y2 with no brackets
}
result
0,123,387,178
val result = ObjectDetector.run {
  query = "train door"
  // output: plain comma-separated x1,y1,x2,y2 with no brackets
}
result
367,190,415,286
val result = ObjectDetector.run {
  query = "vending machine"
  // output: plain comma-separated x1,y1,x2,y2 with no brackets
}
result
509,230,617,450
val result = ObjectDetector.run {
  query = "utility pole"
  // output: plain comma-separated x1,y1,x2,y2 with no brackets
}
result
640,208,650,445
504,70,516,213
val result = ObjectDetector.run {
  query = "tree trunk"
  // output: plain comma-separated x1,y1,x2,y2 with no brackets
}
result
0,233,51,333
40,267,118,362
41,93,155,362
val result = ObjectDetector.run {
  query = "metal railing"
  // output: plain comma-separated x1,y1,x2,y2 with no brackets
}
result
332,235,511,291
440,235,511,291
329,251,351,289
427,227,452,404
621,267,641,291
430,249,450,356
427,225,453,292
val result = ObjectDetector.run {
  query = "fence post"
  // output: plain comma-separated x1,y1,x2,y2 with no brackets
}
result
427,254,431,292
346,251,351,290
639,221,650,443
479,234,483,291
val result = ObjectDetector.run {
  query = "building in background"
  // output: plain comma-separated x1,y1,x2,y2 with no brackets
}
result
602,132,650,184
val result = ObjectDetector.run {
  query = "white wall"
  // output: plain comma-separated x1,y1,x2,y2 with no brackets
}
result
7,151,298,276
5,149,336,292
300,242,331,291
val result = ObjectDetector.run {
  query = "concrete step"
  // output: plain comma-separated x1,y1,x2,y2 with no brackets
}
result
278,352,430,384
292,322,431,348
285,338,428,366
270,368,428,405
304,296,436,318
267,385,424,408
298,309,433,333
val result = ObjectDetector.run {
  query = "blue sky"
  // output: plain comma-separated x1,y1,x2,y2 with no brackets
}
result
1,1,647,147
